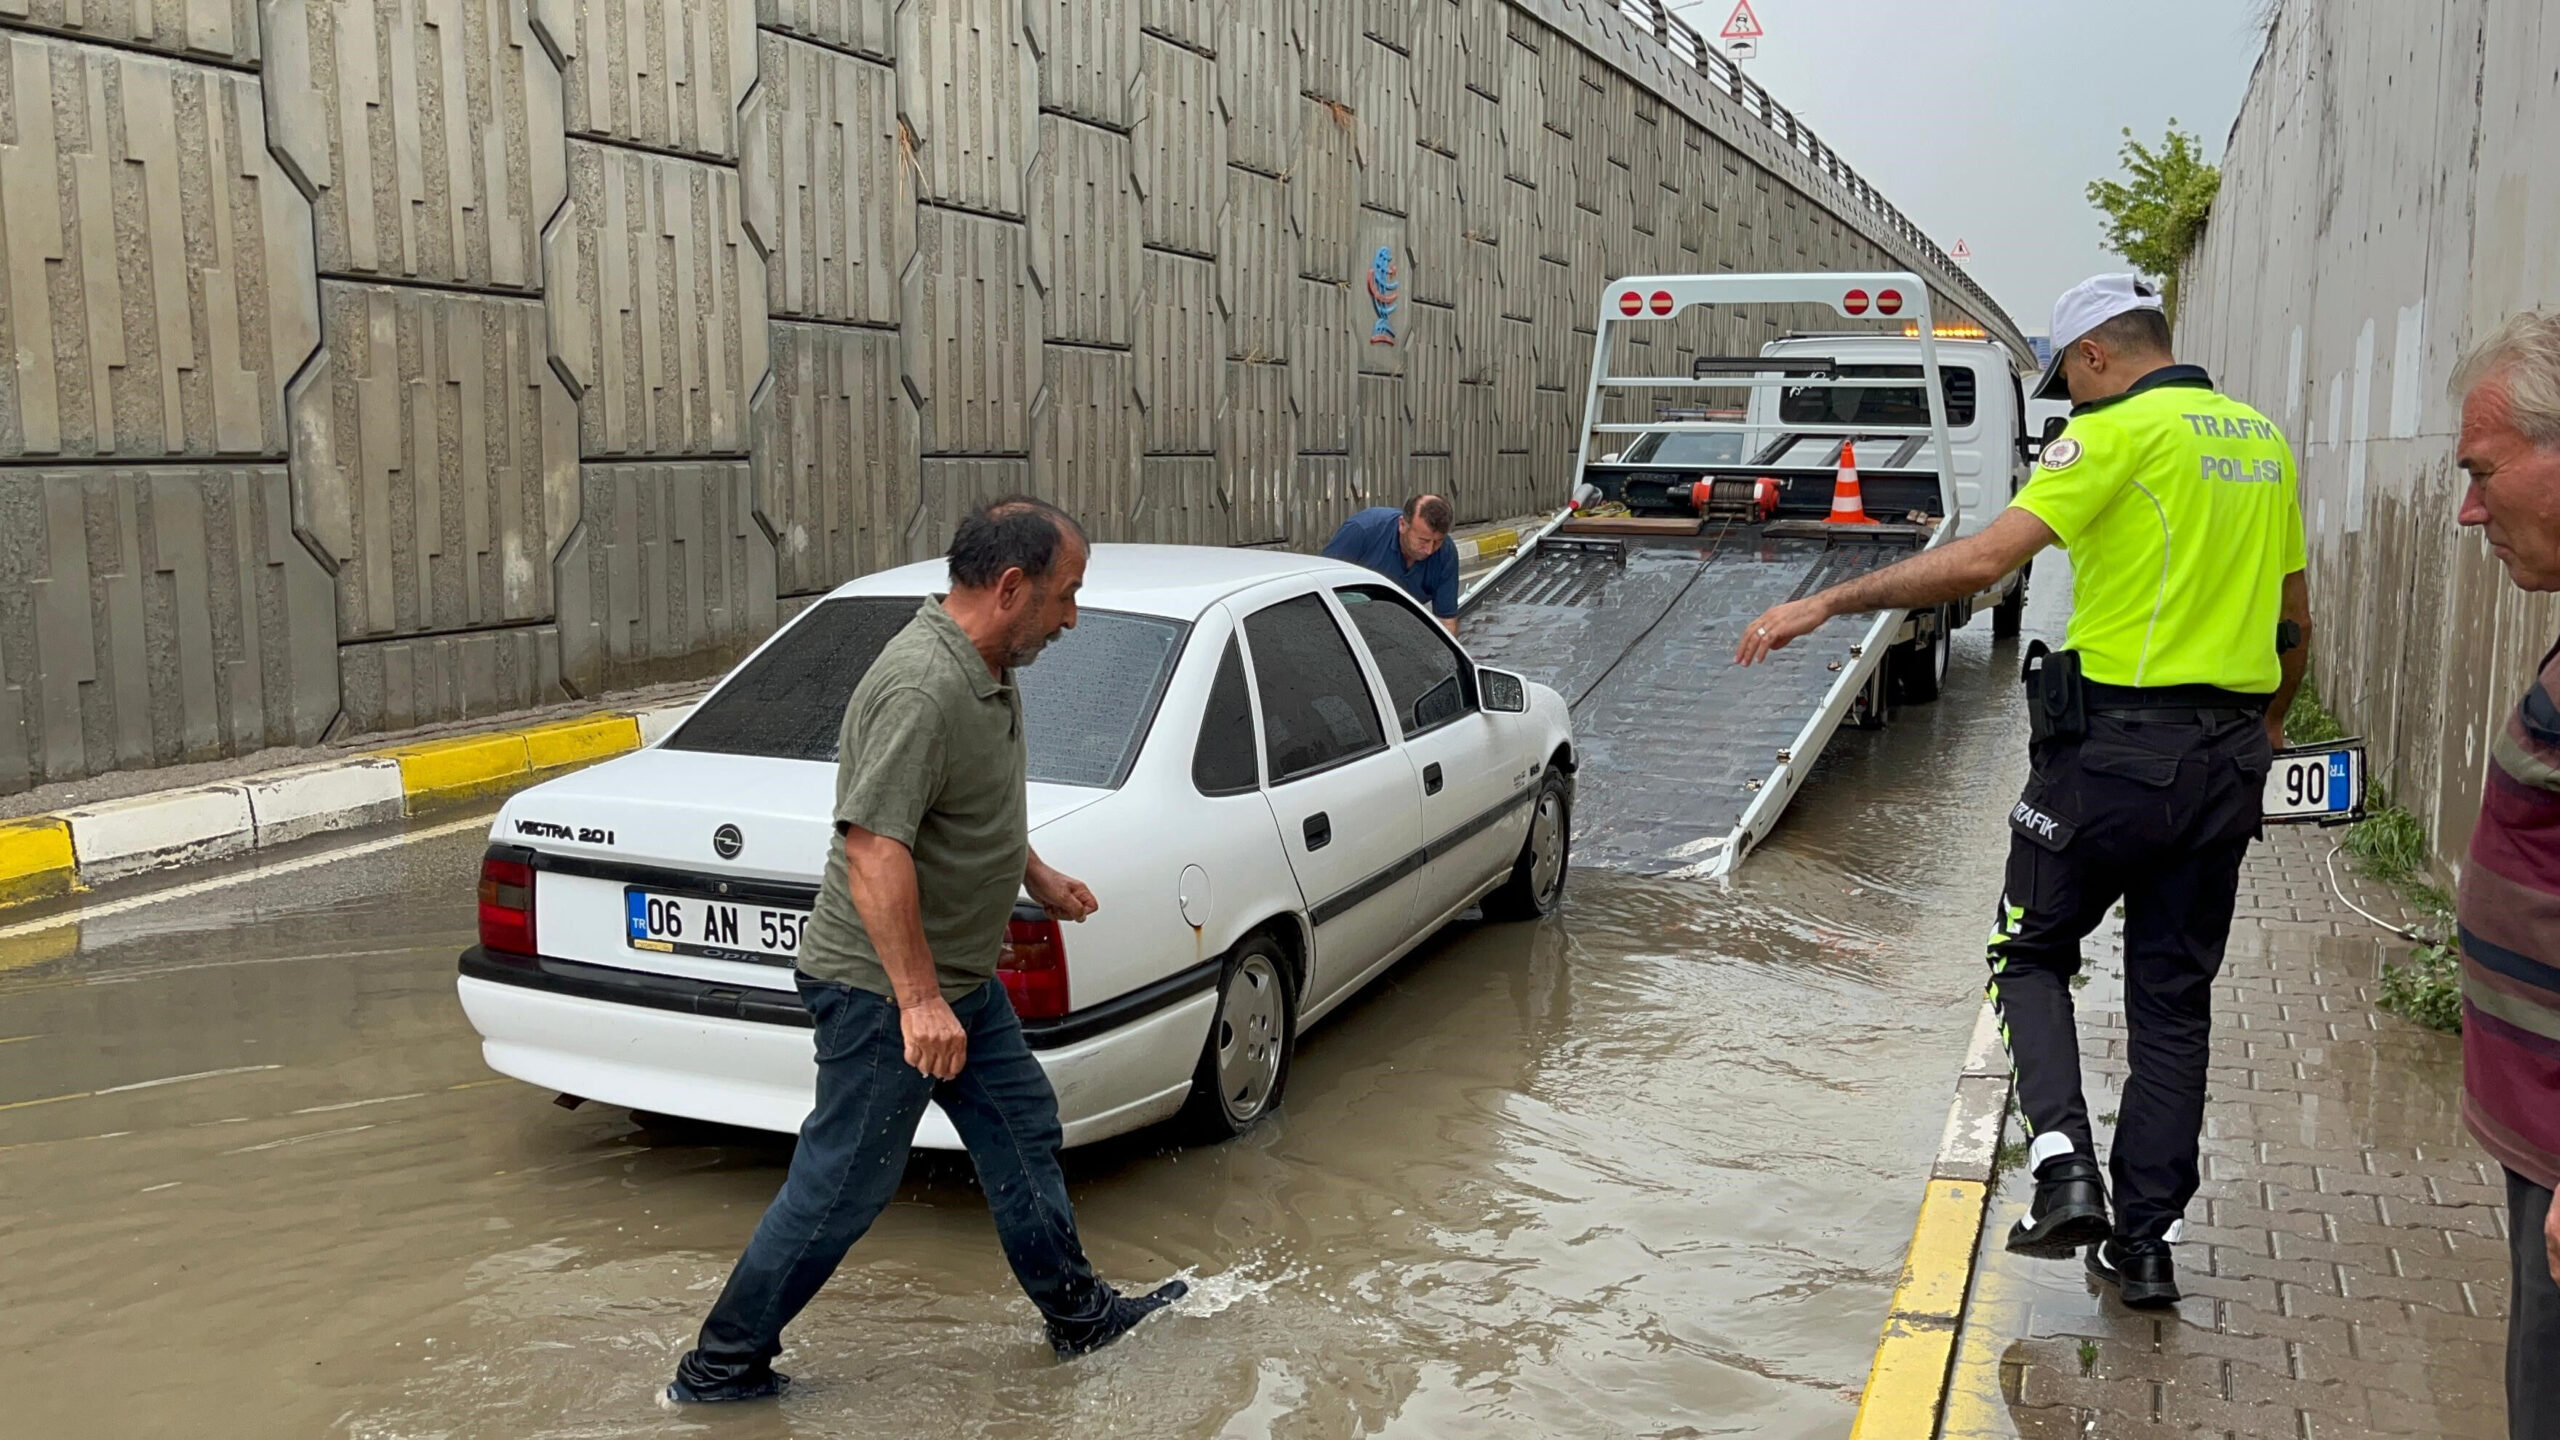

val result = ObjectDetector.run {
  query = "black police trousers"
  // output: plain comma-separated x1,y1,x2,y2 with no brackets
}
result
1988,709,2271,1242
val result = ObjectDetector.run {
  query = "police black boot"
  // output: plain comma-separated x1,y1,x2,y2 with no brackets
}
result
1047,1279,1188,1360
663,1349,790,1405
2086,1236,2180,1308
2005,1151,2112,1259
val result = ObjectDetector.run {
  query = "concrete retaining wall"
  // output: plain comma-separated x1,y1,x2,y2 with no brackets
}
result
0,0,2022,795
2177,1,2560,872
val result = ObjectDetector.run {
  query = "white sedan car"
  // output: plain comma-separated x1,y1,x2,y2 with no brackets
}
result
458,545,1576,1148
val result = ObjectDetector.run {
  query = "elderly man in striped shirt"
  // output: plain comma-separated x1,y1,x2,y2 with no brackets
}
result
2454,312,2560,1440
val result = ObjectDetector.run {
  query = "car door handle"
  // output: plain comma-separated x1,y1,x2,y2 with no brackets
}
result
1303,812,1332,851
1422,762,1443,796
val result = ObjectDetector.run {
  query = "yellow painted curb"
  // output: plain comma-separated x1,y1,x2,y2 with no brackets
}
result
1849,1176,1989,1439
1461,528,1520,560
0,817,78,906
524,713,641,771
379,731,533,805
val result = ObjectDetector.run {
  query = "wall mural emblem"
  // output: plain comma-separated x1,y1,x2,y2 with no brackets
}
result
1366,245,1402,345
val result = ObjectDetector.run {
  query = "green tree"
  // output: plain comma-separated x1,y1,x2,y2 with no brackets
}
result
2085,122,2221,320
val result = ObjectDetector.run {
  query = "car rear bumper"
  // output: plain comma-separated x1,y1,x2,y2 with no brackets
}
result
456,948,1215,1148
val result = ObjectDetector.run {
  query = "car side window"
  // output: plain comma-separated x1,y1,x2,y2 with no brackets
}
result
1244,594,1388,783
1336,585,1470,737
1192,636,1260,796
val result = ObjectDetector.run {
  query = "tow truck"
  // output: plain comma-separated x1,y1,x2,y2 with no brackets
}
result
1458,271,1995,878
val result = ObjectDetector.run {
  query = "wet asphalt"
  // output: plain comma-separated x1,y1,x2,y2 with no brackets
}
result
0,562,2071,1438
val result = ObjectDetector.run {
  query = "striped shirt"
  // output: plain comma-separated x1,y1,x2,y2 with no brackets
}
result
2461,641,2560,1190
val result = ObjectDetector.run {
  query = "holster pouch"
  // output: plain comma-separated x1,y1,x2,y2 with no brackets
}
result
2021,640,2087,743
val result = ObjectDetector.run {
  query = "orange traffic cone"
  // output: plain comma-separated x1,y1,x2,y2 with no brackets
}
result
1828,441,1876,524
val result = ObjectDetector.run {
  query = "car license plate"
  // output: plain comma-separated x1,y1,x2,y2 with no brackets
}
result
625,888,808,963
2263,743,2364,825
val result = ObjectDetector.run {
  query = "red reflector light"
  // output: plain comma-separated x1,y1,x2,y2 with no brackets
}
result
478,855,537,955
1842,288,1870,315
1618,290,1644,316
1649,289,1673,315
1877,288,1905,316
999,915,1070,1020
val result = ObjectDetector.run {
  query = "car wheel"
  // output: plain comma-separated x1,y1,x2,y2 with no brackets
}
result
1179,934,1296,1141
1993,563,2030,637
1483,769,1571,921
1891,606,1951,705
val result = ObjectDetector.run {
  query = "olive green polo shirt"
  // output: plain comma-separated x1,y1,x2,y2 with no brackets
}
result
799,600,1029,1002
2008,366,2307,692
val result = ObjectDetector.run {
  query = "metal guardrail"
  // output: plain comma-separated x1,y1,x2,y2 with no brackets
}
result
1610,0,2021,342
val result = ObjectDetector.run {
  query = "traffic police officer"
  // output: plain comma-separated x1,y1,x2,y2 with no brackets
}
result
1735,274,2312,1308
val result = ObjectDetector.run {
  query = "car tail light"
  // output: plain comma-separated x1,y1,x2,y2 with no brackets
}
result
479,852,537,955
999,914,1070,1020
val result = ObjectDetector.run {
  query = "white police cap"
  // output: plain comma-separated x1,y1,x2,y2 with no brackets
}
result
2033,274,2166,401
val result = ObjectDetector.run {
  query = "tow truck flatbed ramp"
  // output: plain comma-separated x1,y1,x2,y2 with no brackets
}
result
1461,269,1965,878
1465,526,1904,876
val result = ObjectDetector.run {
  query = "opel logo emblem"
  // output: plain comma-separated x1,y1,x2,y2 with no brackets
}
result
712,824,744,860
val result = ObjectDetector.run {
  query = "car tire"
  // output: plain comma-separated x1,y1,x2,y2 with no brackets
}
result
1891,606,1951,705
1483,769,1572,921
1993,563,2029,637
1179,934,1296,1142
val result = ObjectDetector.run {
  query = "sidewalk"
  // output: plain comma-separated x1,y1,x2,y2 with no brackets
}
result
1939,823,2504,1438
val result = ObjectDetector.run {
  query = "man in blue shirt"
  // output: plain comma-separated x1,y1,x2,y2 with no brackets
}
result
1322,494,1460,635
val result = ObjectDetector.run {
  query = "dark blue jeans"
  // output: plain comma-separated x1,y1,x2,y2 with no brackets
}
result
690,978,1110,1367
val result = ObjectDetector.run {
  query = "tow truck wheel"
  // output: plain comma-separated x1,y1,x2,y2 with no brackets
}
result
1993,563,2030,637
1891,606,1952,705
1851,658,1892,731
1179,934,1296,1141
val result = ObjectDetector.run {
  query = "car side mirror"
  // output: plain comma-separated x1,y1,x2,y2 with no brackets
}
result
1479,668,1529,713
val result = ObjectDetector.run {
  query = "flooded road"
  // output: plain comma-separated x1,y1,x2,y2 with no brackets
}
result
0,566,2069,1439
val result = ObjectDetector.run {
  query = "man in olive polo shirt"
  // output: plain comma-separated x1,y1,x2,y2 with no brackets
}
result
669,496,1185,1404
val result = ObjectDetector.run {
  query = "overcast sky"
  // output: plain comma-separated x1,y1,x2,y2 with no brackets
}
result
1668,0,2270,335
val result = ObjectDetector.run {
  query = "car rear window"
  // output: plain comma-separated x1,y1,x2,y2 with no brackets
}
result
1778,364,1977,429
663,596,1187,789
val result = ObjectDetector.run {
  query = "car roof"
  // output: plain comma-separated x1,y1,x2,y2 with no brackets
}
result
820,543,1372,619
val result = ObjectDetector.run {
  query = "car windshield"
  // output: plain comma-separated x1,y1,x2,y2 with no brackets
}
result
1626,430,1746,466
663,597,1188,789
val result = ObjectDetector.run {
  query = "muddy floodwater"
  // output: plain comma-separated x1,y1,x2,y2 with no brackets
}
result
0,571,2069,1438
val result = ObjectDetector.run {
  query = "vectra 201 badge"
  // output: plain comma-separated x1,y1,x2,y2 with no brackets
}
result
712,824,744,860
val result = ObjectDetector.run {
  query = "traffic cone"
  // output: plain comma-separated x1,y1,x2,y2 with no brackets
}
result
1828,441,1876,524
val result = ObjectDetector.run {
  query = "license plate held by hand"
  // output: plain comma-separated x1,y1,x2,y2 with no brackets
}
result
2263,743,2364,825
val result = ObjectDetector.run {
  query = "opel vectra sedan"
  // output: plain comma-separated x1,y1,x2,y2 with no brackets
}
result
458,545,1576,1148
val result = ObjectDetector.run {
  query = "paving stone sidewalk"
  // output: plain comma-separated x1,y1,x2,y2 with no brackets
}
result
1939,823,2506,1438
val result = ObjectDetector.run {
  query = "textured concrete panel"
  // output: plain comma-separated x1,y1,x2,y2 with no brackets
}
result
1362,0,1410,54
1219,165,1289,362
1455,234,1497,379
1033,344,1138,537
1292,276,1354,454
1221,359,1288,544
1028,114,1138,347
903,206,1038,455
1446,377,1493,522
1499,30,1539,181
1352,372,1404,500
1405,299,1455,455
339,626,559,734
1533,383,1574,495
265,0,565,292
549,141,768,457
1291,0,1356,104
1137,249,1217,455
1294,96,1359,283
0,37,317,459
555,460,776,694
916,456,1029,550
1410,0,1459,157
743,33,903,328
1028,0,1136,130
1138,455,1226,545
1140,0,1216,55
1288,450,1352,544
1134,34,1219,256
1357,37,1409,217
292,282,576,643
1531,253,1575,390
1457,0,1499,99
1220,0,1293,177
756,0,892,60
1454,83,1503,249
2,0,255,64
534,0,753,159
1537,124,1577,260
900,0,1033,217
1494,313,1530,425
1404,452,1448,523
1499,180,1538,319
1408,145,1458,306
757,320,915,596
0,466,335,792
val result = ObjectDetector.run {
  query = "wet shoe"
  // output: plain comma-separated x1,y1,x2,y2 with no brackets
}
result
2005,1153,2112,1259
1048,1279,1189,1360
2086,1237,2180,1308
664,1350,791,1404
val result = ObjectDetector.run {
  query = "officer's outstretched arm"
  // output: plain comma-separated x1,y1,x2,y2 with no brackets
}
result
1734,508,2058,665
